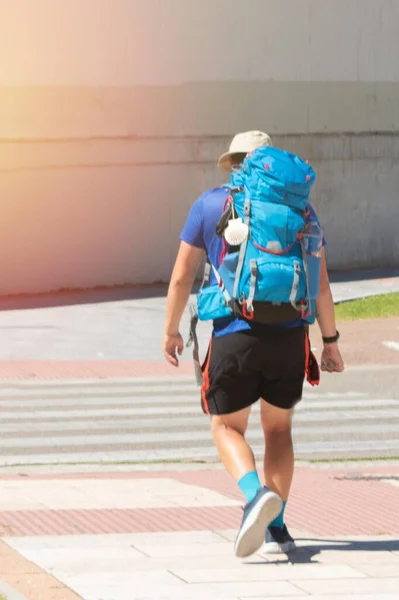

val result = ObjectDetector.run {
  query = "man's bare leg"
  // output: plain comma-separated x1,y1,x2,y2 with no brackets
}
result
211,406,255,481
261,400,294,500
211,405,282,558
260,399,296,553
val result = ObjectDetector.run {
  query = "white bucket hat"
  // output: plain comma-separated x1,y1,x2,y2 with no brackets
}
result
217,130,273,172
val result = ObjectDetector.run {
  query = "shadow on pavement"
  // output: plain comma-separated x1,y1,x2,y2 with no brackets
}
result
250,538,399,565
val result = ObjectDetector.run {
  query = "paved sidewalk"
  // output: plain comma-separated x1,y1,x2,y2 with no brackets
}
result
329,268,399,303
0,270,397,599
0,464,399,599
0,271,398,370
0,315,397,380
0,315,398,382
0,269,397,381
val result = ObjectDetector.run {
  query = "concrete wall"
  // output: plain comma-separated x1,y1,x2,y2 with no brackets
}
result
1,0,399,295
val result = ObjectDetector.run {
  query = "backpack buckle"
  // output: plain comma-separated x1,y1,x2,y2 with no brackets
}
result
299,300,310,319
242,300,255,321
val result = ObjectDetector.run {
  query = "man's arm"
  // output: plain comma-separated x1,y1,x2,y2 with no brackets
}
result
164,241,205,367
315,248,344,372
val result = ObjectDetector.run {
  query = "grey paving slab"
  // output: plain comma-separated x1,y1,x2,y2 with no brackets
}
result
4,545,146,573
80,587,240,600
0,271,397,363
0,293,208,362
60,572,187,598
8,530,399,600
5,531,226,552
242,596,399,600
331,274,399,304
312,550,399,564
293,577,399,596
170,564,366,583
0,579,28,600
66,579,306,600
130,542,234,559
354,563,399,577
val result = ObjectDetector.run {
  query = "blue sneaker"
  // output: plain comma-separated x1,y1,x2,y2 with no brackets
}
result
261,525,297,554
234,487,282,558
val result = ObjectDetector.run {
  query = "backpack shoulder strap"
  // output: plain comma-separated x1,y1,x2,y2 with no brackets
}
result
233,197,251,298
187,260,232,387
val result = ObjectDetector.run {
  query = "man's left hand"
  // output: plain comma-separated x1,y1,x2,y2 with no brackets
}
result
321,342,345,373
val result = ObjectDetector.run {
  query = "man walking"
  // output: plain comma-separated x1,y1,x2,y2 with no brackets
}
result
163,131,344,558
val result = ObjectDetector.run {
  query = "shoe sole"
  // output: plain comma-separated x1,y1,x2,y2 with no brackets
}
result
234,492,282,559
261,540,297,555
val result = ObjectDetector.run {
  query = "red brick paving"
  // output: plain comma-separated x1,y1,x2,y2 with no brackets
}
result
2,465,399,481
0,467,398,537
0,506,240,537
0,360,194,380
177,468,399,536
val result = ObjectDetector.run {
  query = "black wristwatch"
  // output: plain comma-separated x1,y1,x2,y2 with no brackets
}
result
322,330,340,344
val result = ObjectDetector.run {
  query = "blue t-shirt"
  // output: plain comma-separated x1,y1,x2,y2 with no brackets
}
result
180,186,325,337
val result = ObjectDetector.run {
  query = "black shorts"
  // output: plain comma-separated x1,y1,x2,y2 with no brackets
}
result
200,326,319,415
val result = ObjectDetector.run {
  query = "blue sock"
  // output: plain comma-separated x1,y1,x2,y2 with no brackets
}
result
269,500,287,529
238,471,262,504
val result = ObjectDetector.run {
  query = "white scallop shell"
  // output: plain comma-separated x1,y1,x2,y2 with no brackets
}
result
224,218,249,246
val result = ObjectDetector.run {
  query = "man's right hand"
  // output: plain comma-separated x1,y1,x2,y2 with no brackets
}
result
163,333,184,367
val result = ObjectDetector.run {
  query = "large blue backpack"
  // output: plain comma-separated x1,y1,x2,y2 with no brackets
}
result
195,147,319,327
